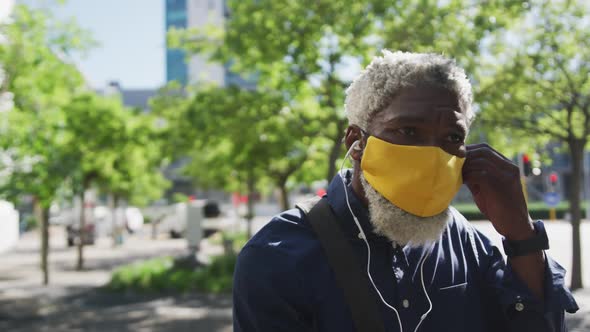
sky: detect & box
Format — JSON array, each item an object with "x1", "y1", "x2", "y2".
[{"x1": 21, "y1": 0, "x2": 166, "y2": 89}]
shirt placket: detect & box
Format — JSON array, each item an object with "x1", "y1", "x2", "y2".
[{"x1": 391, "y1": 244, "x2": 422, "y2": 331}]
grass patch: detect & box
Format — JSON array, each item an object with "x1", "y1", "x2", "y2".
[
  {"x1": 107, "y1": 254, "x2": 237, "y2": 294},
  {"x1": 209, "y1": 231, "x2": 249, "y2": 253}
]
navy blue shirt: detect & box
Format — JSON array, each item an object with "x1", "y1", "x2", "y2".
[{"x1": 234, "y1": 172, "x2": 578, "y2": 331}]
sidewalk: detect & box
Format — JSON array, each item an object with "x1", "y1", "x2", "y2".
[
  {"x1": 569, "y1": 289, "x2": 590, "y2": 331},
  {"x1": 0, "y1": 288, "x2": 232, "y2": 332},
  {"x1": 0, "y1": 226, "x2": 232, "y2": 332}
]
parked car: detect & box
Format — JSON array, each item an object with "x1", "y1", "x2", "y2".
[
  {"x1": 49, "y1": 206, "x2": 97, "y2": 247},
  {"x1": 93, "y1": 206, "x2": 144, "y2": 236},
  {"x1": 66, "y1": 223, "x2": 96, "y2": 247},
  {"x1": 157, "y1": 200, "x2": 221, "y2": 239},
  {"x1": 52, "y1": 204, "x2": 144, "y2": 246}
]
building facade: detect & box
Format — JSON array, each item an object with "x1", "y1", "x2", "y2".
[
  {"x1": 165, "y1": 0, "x2": 189, "y2": 85},
  {"x1": 165, "y1": 0, "x2": 226, "y2": 86}
]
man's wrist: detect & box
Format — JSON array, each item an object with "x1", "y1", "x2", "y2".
[
  {"x1": 503, "y1": 216, "x2": 535, "y2": 241},
  {"x1": 505, "y1": 223, "x2": 536, "y2": 241},
  {"x1": 503, "y1": 220, "x2": 550, "y2": 258}
]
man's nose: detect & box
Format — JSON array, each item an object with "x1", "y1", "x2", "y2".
[{"x1": 424, "y1": 135, "x2": 440, "y2": 148}]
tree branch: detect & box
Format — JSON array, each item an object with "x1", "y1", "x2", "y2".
[
  {"x1": 550, "y1": 41, "x2": 580, "y2": 101},
  {"x1": 483, "y1": 118, "x2": 568, "y2": 141},
  {"x1": 268, "y1": 153, "x2": 308, "y2": 182},
  {"x1": 566, "y1": 104, "x2": 574, "y2": 139}
]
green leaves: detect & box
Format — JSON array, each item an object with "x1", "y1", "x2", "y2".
[
  {"x1": 0, "y1": 4, "x2": 169, "y2": 208},
  {"x1": 476, "y1": 0, "x2": 590, "y2": 155},
  {"x1": 0, "y1": 4, "x2": 89, "y2": 207},
  {"x1": 64, "y1": 93, "x2": 170, "y2": 206}
]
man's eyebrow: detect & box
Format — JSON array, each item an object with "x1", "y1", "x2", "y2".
[{"x1": 384, "y1": 115, "x2": 468, "y2": 134}]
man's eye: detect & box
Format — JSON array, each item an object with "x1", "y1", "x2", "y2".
[
  {"x1": 448, "y1": 133, "x2": 465, "y2": 143},
  {"x1": 397, "y1": 127, "x2": 416, "y2": 136}
]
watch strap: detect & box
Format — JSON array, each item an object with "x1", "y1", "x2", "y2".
[{"x1": 502, "y1": 220, "x2": 549, "y2": 257}]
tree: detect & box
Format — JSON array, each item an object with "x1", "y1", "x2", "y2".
[
  {"x1": 155, "y1": 85, "x2": 311, "y2": 235},
  {"x1": 65, "y1": 92, "x2": 169, "y2": 255},
  {"x1": 477, "y1": 0, "x2": 589, "y2": 290},
  {"x1": 104, "y1": 108, "x2": 170, "y2": 244},
  {"x1": 64, "y1": 93, "x2": 132, "y2": 269},
  {"x1": 170, "y1": 0, "x2": 527, "y2": 183},
  {"x1": 0, "y1": 4, "x2": 91, "y2": 284},
  {"x1": 152, "y1": 83, "x2": 330, "y2": 234}
]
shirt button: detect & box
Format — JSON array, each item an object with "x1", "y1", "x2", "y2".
[
  {"x1": 402, "y1": 299, "x2": 410, "y2": 308},
  {"x1": 515, "y1": 302, "x2": 525, "y2": 312}
]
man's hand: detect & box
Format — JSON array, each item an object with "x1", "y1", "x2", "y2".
[
  {"x1": 462, "y1": 143, "x2": 534, "y2": 241},
  {"x1": 463, "y1": 143, "x2": 545, "y2": 300}
]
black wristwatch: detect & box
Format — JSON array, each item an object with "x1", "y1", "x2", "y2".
[{"x1": 502, "y1": 220, "x2": 549, "y2": 258}]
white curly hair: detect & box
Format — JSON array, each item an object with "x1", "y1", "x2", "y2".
[{"x1": 345, "y1": 50, "x2": 475, "y2": 130}]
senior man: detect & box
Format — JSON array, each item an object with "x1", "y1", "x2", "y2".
[{"x1": 233, "y1": 51, "x2": 578, "y2": 332}]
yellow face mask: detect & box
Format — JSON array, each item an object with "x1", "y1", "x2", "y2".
[{"x1": 360, "y1": 136, "x2": 465, "y2": 217}]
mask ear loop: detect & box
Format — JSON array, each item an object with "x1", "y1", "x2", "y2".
[{"x1": 338, "y1": 137, "x2": 405, "y2": 332}]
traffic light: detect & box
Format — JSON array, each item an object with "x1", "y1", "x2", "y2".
[
  {"x1": 549, "y1": 172, "x2": 558, "y2": 190},
  {"x1": 522, "y1": 154, "x2": 532, "y2": 176}
]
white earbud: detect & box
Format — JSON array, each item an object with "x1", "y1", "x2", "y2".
[{"x1": 352, "y1": 140, "x2": 362, "y2": 151}]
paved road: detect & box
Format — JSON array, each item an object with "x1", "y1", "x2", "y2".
[{"x1": 0, "y1": 220, "x2": 589, "y2": 331}]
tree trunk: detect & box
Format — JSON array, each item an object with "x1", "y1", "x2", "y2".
[
  {"x1": 152, "y1": 215, "x2": 160, "y2": 240},
  {"x1": 278, "y1": 179, "x2": 289, "y2": 211},
  {"x1": 568, "y1": 139, "x2": 584, "y2": 290},
  {"x1": 109, "y1": 194, "x2": 117, "y2": 247},
  {"x1": 41, "y1": 206, "x2": 50, "y2": 285},
  {"x1": 34, "y1": 198, "x2": 49, "y2": 285},
  {"x1": 112, "y1": 195, "x2": 121, "y2": 246},
  {"x1": 246, "y1": 170, "x2": 255, "y2": 239},
  {"x1": 77, "y1": 188, "x2": 86, "y2": 271}
]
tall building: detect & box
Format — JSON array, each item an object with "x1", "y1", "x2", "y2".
[
  {"x1": 165, "y1": 0, "x2": 189, "y2": 85},
  {"x1": 165, "y1": 0, "x2": 226, "y2": 86}
]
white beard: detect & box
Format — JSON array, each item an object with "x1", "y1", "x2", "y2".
[{"x1": 359, "y1": 172, "x2": 450, "y2": 247}]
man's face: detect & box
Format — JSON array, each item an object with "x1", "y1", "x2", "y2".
[
  {"x1": 357, "y1": 85, "x2": 469, "y2": 246},
  {"x1": 365, "y1": 85, "x2": 468, "y2": 157}
]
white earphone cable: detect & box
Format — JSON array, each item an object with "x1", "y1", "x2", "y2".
[
  {"x1": 413, "y1": 250, "x2": 433, "y2": 332},
  {"x1": 339, "y1": 140, "x2": 434, "y2": 332},
  {"x1": 339, "y1": 142, "x2": 404, "y2": 332}
]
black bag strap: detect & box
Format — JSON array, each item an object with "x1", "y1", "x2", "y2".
[{"x1": 301, "y1": 197, "x2": 386, "y2": 332}]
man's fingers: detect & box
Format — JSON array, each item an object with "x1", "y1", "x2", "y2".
[
  {"x1": 465, "y1": 148, "x2": 519, "y2": 173},
  {"x1": 462, "y1": 159, "x2": 510, "y2": 192},
  {"x1": 466, "y1": 143, "x2": 512, "y2": 163},
  {"x1": 462, "y1": 172, "x2": 489, "y2": 214},
  {"x1": 463, "y1": 169, "x2": 493, "y2": 186},
  {"x1": 466, "y1": 147, "x2": 513, "y2": 164},
  {"x1": 463, "y1": 157, "x2": 506, "y2": 178}
]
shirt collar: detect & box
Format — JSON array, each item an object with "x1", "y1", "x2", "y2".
[{"x1": 326, "y1": 169, "x2": 391, "y2": 243}]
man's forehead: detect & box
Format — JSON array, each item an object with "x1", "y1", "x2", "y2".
[
  {"x1": 380, "y1": 102, "x2": 466, "y2": 121},
  {"x1": 391, "y1": 86, "x2": 460, "y2": 104},
  {"x1": 381, "y1": 87, "x2": 467, "y2": 119}
]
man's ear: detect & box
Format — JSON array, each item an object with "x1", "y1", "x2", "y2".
[{"x1": 345, "y1": 125, "x2": 364, "y2": 161}]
